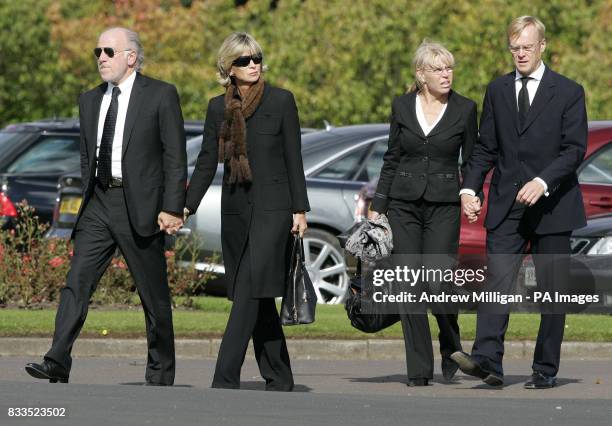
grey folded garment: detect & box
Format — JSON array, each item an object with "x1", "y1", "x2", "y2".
[{"x1": 345, "y1": 214, "x2": 393, "y2": 263}]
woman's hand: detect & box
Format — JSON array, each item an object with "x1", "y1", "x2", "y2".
[{"x1": 291, "y1": 212, "x2": 308, "y2": 237}]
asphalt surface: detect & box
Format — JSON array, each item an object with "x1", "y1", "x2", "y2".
[{"x1": 1, "y1": 357, "x2": 610, "y2": 425}]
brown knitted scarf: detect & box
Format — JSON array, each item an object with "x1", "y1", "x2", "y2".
[{"x1": 218, "y1": 77, "x2": 265, "y2": 184}]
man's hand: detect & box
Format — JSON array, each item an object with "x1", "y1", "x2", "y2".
[
  {"x1": 158, "y1": 211, "x2": 183, "y2": 235},
  {"x1": 368, "y1": 210, "x2": 380, "y2": 221},
  {"x1": 183, "y1": 207, "x2": 191, "y2": 223},
  {"x1": 461, "y1": 193, "x2": 481, "y2": 223},
  {"x1": 516, "y1": 180, "x2": 546, "y2": 206},
  {"x1": 291, "y1": 212, "x2": 308, "y2": 237}
]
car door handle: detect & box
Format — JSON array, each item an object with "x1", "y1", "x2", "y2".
[{"x1": 589, "y1": 198, "x2": 612, "y2": 208}]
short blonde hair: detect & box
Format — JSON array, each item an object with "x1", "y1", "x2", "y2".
[
  {"x1": 216, "y1": 32, "x2": 267, "y2": 87},
  {"x1": 411, "y1": 40, "x2": 455, "y2": 92},
  {"x1": 507, "y1": 16, "x2": 546, "y2": 42}
]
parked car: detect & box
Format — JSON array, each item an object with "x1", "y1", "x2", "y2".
[
  {"x1": 354, "y1": 121, "x2": 612, "y2": 258},
  {"x1": 521, "y1": 213, "x2": 612, "y2": 313},
  {"x1": 0, "y1": 118, "x2": 204, "y2": 229},
  {"x1": 48, "y1": 125, "x2": 389, "y2": 304}
]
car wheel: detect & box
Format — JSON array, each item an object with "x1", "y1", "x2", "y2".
[{"x1": 302, "y1": 228, "x2": 349, "y2": 304}]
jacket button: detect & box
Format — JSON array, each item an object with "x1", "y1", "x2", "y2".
[
  {"x1": 420, "y1": 174, "x2": 426, "y2": 179},
  {"x1": 513, "y1": 182, "x2": 519, "y2": 187},
  {"x1": 423, "y1": 156, "x2": 428, "y2": 161}
]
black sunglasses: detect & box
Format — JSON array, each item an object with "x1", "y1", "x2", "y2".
[
  {"x1": 232, "y1": 54, "x2": 263, "y2": 67},
  {"x1": 93, "y1": 47, "x2": 132, "y2": 58}
]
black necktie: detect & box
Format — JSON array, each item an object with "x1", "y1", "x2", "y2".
[
  {"x1": 518, "y1": 76, "x2": 531, "y2": 127},
  {"x1": 97, "y1": 86, "x2": 121, "y2": 189}
]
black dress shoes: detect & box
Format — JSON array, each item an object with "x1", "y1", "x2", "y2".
[
  {"x1": 25, "y1": 359, "x2": 69, "y2": 383},
  {"x1": 407, "y1": 378, "x2": 429, "y2": 387},
  {"x1": 524, "y1": 372, "x2": 557, "y2": 389},
  {"x1": 441, "y1": 356, "x2": 459, "y2": 381},
  {"x1": 450, "y1": 351, "x2": 503, "y2": 387}
]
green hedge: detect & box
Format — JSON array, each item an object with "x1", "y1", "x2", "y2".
[{"x1": 1, "y1": 0, "x2": 609, "y2": 128}]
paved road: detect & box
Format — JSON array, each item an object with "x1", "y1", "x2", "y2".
[{"x1": 1, "y1": 357, "x2": 610, "y2": 425}]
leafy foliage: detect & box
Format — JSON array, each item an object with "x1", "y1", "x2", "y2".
[{"x1": 1, "y1": 0, "x2": 609, "y2": 128}]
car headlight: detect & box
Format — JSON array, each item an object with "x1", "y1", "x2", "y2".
[{"x1": 587, "y1": 236, "x2": 612, "y2": 255}]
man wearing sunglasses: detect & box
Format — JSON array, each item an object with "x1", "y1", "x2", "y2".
[{"x1": 25, "y1": 27, "x2": 186, "y2": 386}]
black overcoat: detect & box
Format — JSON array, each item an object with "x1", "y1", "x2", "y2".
[{"x1": 186, "y1": 83, "x2": 310, "y2": 299}]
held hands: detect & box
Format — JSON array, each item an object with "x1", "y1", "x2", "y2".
[
  {"x1": 461, "y1": 193, "x2": 481, "y2": 224},
  {"x1": 158, "y1": 211, "x2": 183, "y2": 235},
  {"x1": 291, "y1": 212, "x2": 308, "y2": 237},
  {"x1": 516, "y1": 180, "x2": 546, "y2": 206}
]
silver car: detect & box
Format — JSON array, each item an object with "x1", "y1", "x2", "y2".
[
  {"x1": 183, "y1": 124, "x2": 390, "y2": 304},
  {"x1": 47, "y1": 125, "x2": 391, "y2": 304}
]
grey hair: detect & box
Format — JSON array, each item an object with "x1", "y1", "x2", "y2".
[
  {"x1": 102, "y1": 27, "x2": 144, "y2": 72},
  {"x1": 216, "y1": 32, "x2": 267, "y2": 87}
]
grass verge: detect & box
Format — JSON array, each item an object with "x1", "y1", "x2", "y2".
[{"x1": 1, "y1": 297, "x2": 611, "y2": 341}]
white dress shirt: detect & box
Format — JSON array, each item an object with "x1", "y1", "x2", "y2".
[
  {"x1": 96, "y1": 71, "x2": 137, "y2": 179},
  {"x1": 459, "y1": 61, "x2": 549, "y2": 198},
  {"x1": 415, "y1": 94, "x2": 447, "y2": 136}
]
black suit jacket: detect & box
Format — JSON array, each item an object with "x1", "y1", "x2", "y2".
[
  {"x1": 74, "y1": 72, "x2": 187, "y2": 238},
  {"x1": 185, "y1": 83, "x2": 310, "y2": 299},
  {"x1": 462, "y1": 67, "x2": 587, "y2": 233},
  {"x1": 371, "y1": 90, "x2": 478, "y2": 212}
]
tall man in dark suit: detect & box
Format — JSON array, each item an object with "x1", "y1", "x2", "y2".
[
  {"x1": 452, "y1": 16, "x2": 587, "y2": 389},
  {"x1": 25, "y1": 27, "x2": 186, "y2": 386}
]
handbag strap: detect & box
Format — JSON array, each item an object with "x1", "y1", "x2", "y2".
[{"x1": 297, "y1": 235, "x2": 306, "y2": 267}]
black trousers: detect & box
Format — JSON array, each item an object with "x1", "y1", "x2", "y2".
[
  {"x1": 471, "y1": 203, "x2": 570, "y2": 377},
  {"x1": 387, "y1": 198, "x2": 462, "y2": 380},
  {"x1": 45, "y1": 184, "x2": 175, "y2": 385},
  {"x1": 212, "y1": 238, "x2": 293, "y2": 390}
]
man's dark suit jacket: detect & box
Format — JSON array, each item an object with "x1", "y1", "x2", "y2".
[
  {"x1": 462, "y1": 67, "x2": 587, "y2": 234},
  {"x1": 372, "y1": 90, "x2": 478, "y2": 213},
  {"x1": 74, "y1": 72, "x2": 187, "y2": 238}
]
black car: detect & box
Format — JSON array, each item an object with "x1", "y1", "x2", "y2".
[
  {"x1": 522, "y1": 213, "x2": 612, "y2": 313},
  {"x1": 0, "y1": 118, "x2": 203, "y2": 229}
]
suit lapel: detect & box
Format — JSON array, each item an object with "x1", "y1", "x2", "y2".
[
  {"x1": 501, "y1": 72, "x2": 520, "y2": 135},
  {"x1": 395, "y1": 92, "x2": 425, "y2": 138},
  {"x1": 426, "y1": 90, "x2": 461, "y2": 138},
  {"x1": 520, "y1": 67, "x2": 555, "y2": 134},
  {"x1": 86, "y1": 83, "x2": 106, "y2": 167},
  {"x1": 122, "y1": 73, "x2": 146, "y2": 158}
]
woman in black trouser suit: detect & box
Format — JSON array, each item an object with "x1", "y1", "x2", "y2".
[
  {"x1": 185, "y1": 32, "x2": 309, "y2": 391},
  {"x1": 370, "y1": 41, "x2": 478, "y2": 386}
]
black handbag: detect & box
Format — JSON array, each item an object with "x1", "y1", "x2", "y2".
[
  {"x1": 280, "y1": 235, "x2": 317, "y2": 325},
  {"x1": 344, "y1": 259, "x2": 400, "y2": 333}
]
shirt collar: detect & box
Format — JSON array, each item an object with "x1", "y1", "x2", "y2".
[
  {"x1": 106, "y1": 70, "x2": 137, "y2": 94},
  {"x1": 514, "y1": 61, "x2": 545, "y2": 82}
]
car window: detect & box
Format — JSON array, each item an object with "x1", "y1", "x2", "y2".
[
  {"x1": 7, "y1": 136, "x2": 80, "y2": 174},
  {"x1": 312, "y1": 145, "x2": 370, "y2": 180},
  {"x1": 186, "y1": 136, "x2": 203, "y2": 166},
  {"x1": 355, "y1": 139, "x2": 387, "y2": 182},
  {"x1": 579, "y1": 142, "x2": 612, "y2": 184},
  {"x1": 0, "y1": 131, "x2": 32, "y2": 163}
]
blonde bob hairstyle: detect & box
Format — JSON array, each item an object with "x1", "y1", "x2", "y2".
[
  {"x1": 216, "y1": 32, "x2": 267, "y2": 87},
  {"x1": 507, "y1": 16, "x2": 546, "y2": 43},
  {"x1": 409, "y1": 40, "x2": 455, "y2": 92}
]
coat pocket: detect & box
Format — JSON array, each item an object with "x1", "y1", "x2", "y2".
[
  {"x1": 257, "y1": 113, "x2": 282, "y2": 135},
  {"x1": 262, "y1": 174, "x2": 291, "y2": 210}
]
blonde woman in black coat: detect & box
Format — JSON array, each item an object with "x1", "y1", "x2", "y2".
[
  {"x1": 370, "y1": 41, "x2": 478, "y2": 386},
  {"x1": 185, "y1": 32, "x2": 309, "y2": 391}
]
